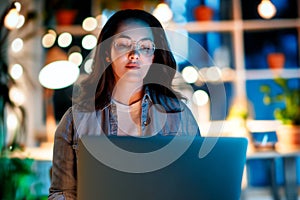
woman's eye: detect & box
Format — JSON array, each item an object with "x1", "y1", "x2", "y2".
[
  {"x1": 140, "y1": 46, "x2": 151, "y2": 53},
  {"x1": 114, "y1": 38, "x2": 133, "y2": 52},
  {"x1": 140, "y1": 44, "x2": 154, "y2": 53},
  {"x1": 139, "y1": 43, "x2": 152, "y2": 50},
  {"x1": 140, "y1": 44, "x2": 150, "y2": 49},
  {"x1": 116, "y1": 43, "x2": 131, "y2": 50}
]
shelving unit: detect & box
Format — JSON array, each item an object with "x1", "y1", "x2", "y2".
[
  {"x1": 169, "y1": 0, "x2": 300, "y2": 106},
  {"x1": 171, "y1": 2, "x2": 299, "y2": 199}
]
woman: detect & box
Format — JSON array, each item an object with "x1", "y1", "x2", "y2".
[{"x1": 49, "y1": 9, "x2": 200, "y2": 200}]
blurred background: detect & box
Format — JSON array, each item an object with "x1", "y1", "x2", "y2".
[{"x1": 0, "y1": 0, "x2": 299, "y2": 199}]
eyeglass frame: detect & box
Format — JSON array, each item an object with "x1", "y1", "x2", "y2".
[{"x1": 112, "y1": 36, "x2": 156, "y2": 57}]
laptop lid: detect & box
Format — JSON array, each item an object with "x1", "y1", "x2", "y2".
[{"x1": 77, "y1": 135, "x2": 248, "y2": 200}]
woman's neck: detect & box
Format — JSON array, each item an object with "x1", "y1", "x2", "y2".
[{"x1": 112, "y1": 81, "x2": 144, "y2": 105}]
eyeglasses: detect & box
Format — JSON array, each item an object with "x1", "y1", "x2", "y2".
[{"x1": 113, "y1": 37, "x2": 155, "y2": 57}]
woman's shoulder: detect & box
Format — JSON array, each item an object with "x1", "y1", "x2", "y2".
[{"x1": 59, "y1": 105, "x2": 99, "y2": 122}]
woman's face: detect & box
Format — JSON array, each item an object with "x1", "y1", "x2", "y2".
[{"x1": 110, "y1": 20, "x2": 155, "y2": 83}]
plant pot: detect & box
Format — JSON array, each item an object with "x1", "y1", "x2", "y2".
[
  {"x1": 267, "y1": 53, "x2": 285, "y2": 70},
  {"x1": 120, "y1": 1, "x2": 143, "y2": 10},
  {"x1": 276, "y1": 124, "x2": 300, "y2": 151},
  {"x1": 194, "y1": 6, "x2": 214, "y2": 21},
  {"x1": 55, "y1": 9, "x2": 77, "y2": 25}
]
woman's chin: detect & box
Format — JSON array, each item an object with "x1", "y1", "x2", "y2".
[{"x1": 122, "y1": 71, "x2": 146, "y2": 83}]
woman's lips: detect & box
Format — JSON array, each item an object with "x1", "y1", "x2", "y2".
[{"x1": 126, "y1": 62, "x2": 140, "y2": 69}]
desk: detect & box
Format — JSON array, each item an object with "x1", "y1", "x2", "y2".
[{"x1": 247, "y1": 148, "x2": 300, "y2": 200}]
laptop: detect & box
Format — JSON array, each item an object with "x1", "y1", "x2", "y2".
[{"x1": 77, "y1": 135, "x2": 248, "y2": 200}]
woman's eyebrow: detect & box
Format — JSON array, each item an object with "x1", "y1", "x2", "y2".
[
  {"x1": 115, "y1": 35, "x2": 154, "y2": 41},
  {"x1": 139, "y1": 37, "x2": 154, "y2": 41},
  {"x1": 115, "y1": 34, "x2": 131, "y2": 39}
]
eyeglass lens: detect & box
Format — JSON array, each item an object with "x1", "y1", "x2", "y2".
[{"x1": 113, "y1": 38, "x2": 155, "y2": 56}]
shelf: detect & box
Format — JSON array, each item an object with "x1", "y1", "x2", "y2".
[
  {"x1": 56, "y1": 25, "x2": 100, "y2": 36},
  {"x1": 56, "y1": 18, "x2": 300, "y2": 36},
  {"x1": 168, "y1": 18, "x2": 300, "y2": 33},
  {"x1": 168, "y1": 20, "x2": 236, "y2": 33},
  {"x1": 245, "y1": 68, "x2": 300, "y2": 80},
  {"x1": 243, "y1": 18, "x2": 300, "y2": 31},
  {"x1": 217, "y1": 68, "x2": 300, "y2": 82},
  {"x1": 199, "y1": 120, "x2": 280, "y2": 136}
]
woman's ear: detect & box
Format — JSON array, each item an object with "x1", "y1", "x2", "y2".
[
  {"x1": 106, "y1": 57, "x2": 111, "y2": 63},
  {"x1": 105, "y1": 51, "x2": 111, "y2": 63}
]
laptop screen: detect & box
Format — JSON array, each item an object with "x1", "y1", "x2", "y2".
[{"x1": 77, "y1": 135, "x2": 248, "y2": 200}]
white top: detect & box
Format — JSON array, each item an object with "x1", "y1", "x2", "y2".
[{"x1": 112, "y1": 99, "x2": 142, "y2": 136}]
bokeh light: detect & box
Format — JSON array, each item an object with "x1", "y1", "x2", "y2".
[
  {"x1": 192, "y1": 90, "x2": 209, "y2": 106},
  {"x1": 42, "y1": 30, "x2": 57, "y2": 48},
  {"x1": 82, "y1": 17, "x2": 98, "y2": 31},
  {"x1": 57, "y1": 32, "x2": 72, "y2": 48},
  {"x1": 68, "y1": 52, "x2": 83, "y2": 66},
  {"x1": 182, "y1": 66, "x2": 199, "y2": 84},
  {"x1": 82, "y1": 34, "x2": 97, "y2": 50},
  {"x1": 10, "y1": 64, "x2": 23, "y2": 80},
  {"x1": 11, "y1": 38, "x2": 23, "y2": 52}
]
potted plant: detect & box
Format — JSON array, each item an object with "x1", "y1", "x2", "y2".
[
  {"x1": 45, "y1": 0, "x2": 78, "y2": 25},
  {"x1": 267, "y1": 52, "x2": 285, "y2": 70},
  {"x1": 194, "y1": 5, "x2": 214, "y2": 21},
  {"x1": 0, "y1": 154, "x2": 36, "y2": 199},
  {"x1": 260, "y1": 77, "x2": 300, "y2": 150}
]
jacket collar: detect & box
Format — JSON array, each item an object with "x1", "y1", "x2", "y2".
[{"x1": 102, "y1": 86, "x2": 153, "y2": 111}]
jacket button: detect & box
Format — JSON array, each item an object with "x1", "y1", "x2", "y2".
[{"x1": 143, "y1": 121, "x2": 148, "y2": 126}]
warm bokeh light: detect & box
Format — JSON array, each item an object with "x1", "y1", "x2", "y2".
[
  {"x1": 10, "y1": 63, "x2": 23, "y2": 80},
  {"x1": 206, "y1": 66, "x2": 222, "y2": 82},
  {"x1": 39, "y1": 61, "x2": 80, "y2": 89},
  {"x1": 4, "y1": 8, "x2": 20, "y2": 30},
  {"x1": 182, "y1": 66, "x2": 199, "y2": 84},
  {"x1": 9, "y1": 86, "x2": 25, "y2": 106},
  {"x1": 68, "y1": 52, "x2": 83, "y2": 66},
  {"x1": 84, "y1": 58, "x2": 94, "y2": 74},
  {"x1": 257, "y1": 0, "x2": 276, "y2": 19},
  {"x1": 14, "y1": 2, "x2": 22, "y2": 12},
  {"x1": 82, "y1": 17, "x2": 98, "y2": 32},
  {"x1": 57, "y1": 32, "x2": 72, "y2": 48},
  {"x1": 152, "y1": 3, "x2": 173, "y2": 23},
  {"x1": 192, "y1": 90, "x2": 209, "y2": 106},
  {"x1": 96, "y1": 14, "x2": 108, "y2": 28},
  {"x1": 7, "y1": 112, "x2": 19, "y2": 132},
  {"x1": 11, "y1": 38, "x2": 23, "y2": 52},
  {"x1": 48, "y1": 29, "x2": 57, "y2": 36},
  {"x1": 42, "y1": 30, "x2": 57, "y2": 48},
  {"x1": 16, "y1": 14, "x2": 25, "y2": 29},
  {"x1": 82, "y1": 34, "x2": 97, "y2": 50}
]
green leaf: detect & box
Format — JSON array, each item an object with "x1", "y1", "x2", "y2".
[
  {"x1": 260, "y1": 85, "x2": 271, "y2": 93},
  {"x1": 274, "y1": 94, "x2": 284, "y2": 101},
  {"x1": 0, "y1": 157, "x2": 35, "y2": 200},
  {"x1": 274, "y1": 77, "x2": 287, "y2": 88},
  {"x1": 263, "y1": 95, "x2": 271, "y2": 105}
]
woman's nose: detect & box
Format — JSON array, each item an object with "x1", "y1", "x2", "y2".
[{"x1": 128, "y1": 50, "x2": 140, "y2": 60}]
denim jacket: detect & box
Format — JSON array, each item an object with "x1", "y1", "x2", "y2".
[{"x1": 48, "y1": 88, "x2": 200, "y2": 200}]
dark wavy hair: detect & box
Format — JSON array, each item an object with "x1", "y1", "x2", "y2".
[{"x1": 75, "y1": 9, "x2": 183, "y2": 111}]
